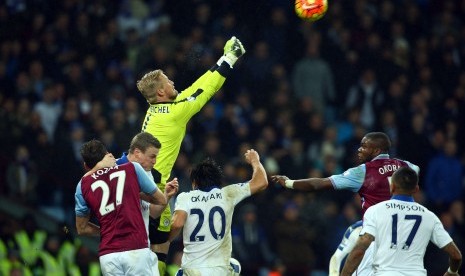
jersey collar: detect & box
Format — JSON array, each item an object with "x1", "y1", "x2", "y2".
[
  {"x1": 117, "y1": 152, "x2": 129, "y2": 165},
  {"x1": 198, "y1": 186, "x2": 220, "y2": 192},
  {"x1": 391, "y1": 195, "x2": 415, "y2": 202},
  {"x1": 372, "y1": 153, "x2": 390, "y2": 160}
]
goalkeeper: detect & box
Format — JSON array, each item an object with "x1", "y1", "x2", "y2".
[{"x1": 136, "y1": 36, "x2": 246, "y2": 275}]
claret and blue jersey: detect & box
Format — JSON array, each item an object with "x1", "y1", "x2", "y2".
[
  {"x1": 74, "y1": 162, "x2": 157, "y2": 256},
  {"x1": 329, "y1": 154, "x2": 420, "y2": 214}
]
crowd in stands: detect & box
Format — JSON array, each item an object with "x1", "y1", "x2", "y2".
[{"x1": 0, "y1": 0, "x2": 464, "y2": 275}]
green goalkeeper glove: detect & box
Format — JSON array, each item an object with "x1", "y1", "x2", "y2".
[{"x1": 219, "y1": 36, "x2": 246, "y2": 68}]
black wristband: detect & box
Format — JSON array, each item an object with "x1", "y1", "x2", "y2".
[
  {"x1": 215, "y1": 61, "x2": 232, "y2": 77},
  {"x1": 209, "y1": 64, "x2": 219, "y2": 72}
]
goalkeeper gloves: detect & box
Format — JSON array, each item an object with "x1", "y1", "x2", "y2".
[{"x1": 217, "y1": 36, "x2": 246, "y2": 68}]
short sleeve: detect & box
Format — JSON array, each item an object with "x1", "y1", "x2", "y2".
[
  {"x1": 174, "y1": 192, "x2": 189, "y2": 212},
  {"x1": 223, "y1": 182, "x2": 251, "y2": 206},
  {"x1": 406, "y1": 161, "x2": 420, "y2": 175},
  {"x1": 330, "y1": 164, "x2": 366, "y2": 192},
  {"x1": 75, "y1": 182, "x2": 89, "y2": 217},
  {"x1": 430, "y1": 213, "x2": 453, "y2": 248},
  {"x1": 133, "y1": 162, "x2": 157, "y2": 194},
  {"x1": 360, "y1": 206, "x2": 377, "y2": 238}
]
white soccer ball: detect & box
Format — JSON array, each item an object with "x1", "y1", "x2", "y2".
[{"x1": 229, "y1": 258, "x2": 241, "y2": 276}]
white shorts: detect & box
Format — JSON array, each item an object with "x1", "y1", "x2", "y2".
[
  {"x1": 99, "y1": 248, "x2": 159, "y2": 276},
  {"x1": 176, "y1": 266, "x2": 230, "y2": 276}
]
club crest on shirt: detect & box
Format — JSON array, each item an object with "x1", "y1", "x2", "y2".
[{"x1": 163, "y1": 218, "x2": 170, "y2": 227}]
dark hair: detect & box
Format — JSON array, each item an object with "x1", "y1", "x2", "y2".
[
  {"x1": 129, "y1": 132, "x2": 161, "y2": 153},
  {"x1": 80, "y1": 139, "x2": 107, "y2": 169},
  {"x1": 392, "y1": 167, "x2": 418, "y2": 191},
  {"x1": 190, "y1": 158, "x2": 224, "y2": 191},
  {"x1": 365, "y1": 132, "x2": 391, "y2": 152}
]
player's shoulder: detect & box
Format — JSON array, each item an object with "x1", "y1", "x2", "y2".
[
  {"x1": 176, "y1": 191, "x2": 191, "y2": 201},
  {"x1": 222, "y1": 182, "x2": 249, "y2": 193},
  {"x1": 223, "y1": 182, "x2": 248, "y2": 189},
  {"x1": 343, "y1": 220, "x2": 363, "y2": 239},
  {"x1": 364, "y1": 201, "x2": 385, "y2": 216},
  {"x1": 391, "y1": 158, "x2": 420, "y2": 173}
]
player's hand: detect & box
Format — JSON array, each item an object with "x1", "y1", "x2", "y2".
[
  {"x1": 98, "y1": 153, "x2": 116, "y2": 168},
  {"x1": 444, "y1": 271, "x2": 460, "y2": 276},
  {"x1": 270, "y1": 175, "x2": 290, "y2": 188},
  {"x1": 83, "y1": 153, "x2": 116, "y2": 177},
  {"x1": 224, "y1": 36, "x2": 246, "y2": 59},
  {"x1": 244, "y1": 149, "x2": 259, "y2": 164},
  {"x1": 221, "y1": 36, "x2": 246, "y2": 67},
  {"x1": 165, "y1": 178, "x2": 179, "y2": 199}
]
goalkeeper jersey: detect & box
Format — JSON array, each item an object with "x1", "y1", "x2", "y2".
[{"x1": 142, "y1": 70, "x2": 226, "y2": 188}]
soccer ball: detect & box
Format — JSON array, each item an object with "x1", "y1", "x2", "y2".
[
  {"x1": 295, "y1": 0, "x2": 328, "y2": 22},
  {"x1": 229, "y1": 258, "x2": 241, "y2": 276}
]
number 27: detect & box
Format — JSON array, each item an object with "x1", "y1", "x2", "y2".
[{"x1": 91, "y1": 171, "x2": 126, "y2": 216}]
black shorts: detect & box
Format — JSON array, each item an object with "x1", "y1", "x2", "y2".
[{"x1": 149, "y1": 216, "x2": 169, "y2": 244}]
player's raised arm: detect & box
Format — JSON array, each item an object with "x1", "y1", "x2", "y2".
[
  {"x1": 175, "y1": 36, "x2": 246, "y2": 120},
  {"x1": 271, "y1": 175, "x2": 334, "y2": 191},
  {"x1": 244, "y1": 149, "x2": 268, "y2": 194}
]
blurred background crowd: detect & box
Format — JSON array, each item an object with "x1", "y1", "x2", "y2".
[{"x1": 0, "y1": 0, "x2": 464, "y2": 275}]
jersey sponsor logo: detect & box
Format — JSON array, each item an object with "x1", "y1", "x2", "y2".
[
  {"x1": 191, "y1": 193, "x2": 223, "y2": 202},
  {"x1": 90, "y1": 165, "x2": 119, "y2": 179},
  {"x1": 378, "y1": 164, "x2": 400, "y2": 174}
]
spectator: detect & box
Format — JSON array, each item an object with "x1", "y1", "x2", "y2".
[
  {"x1": 232, "y1": 204, "x2": 276, "y2": 275},
  {"x1": 292, "y1": 37, "x2": 336, "y2": 117},
  {"x1": 345, "y1": 67, "x2": 384, "y2": 131},
  {"x1": 273, "y1": 201, "x2": 315, "y2": 275},
  {"x1": 425, "y1": 138, "x2": 463, "y2": 211},
  {"x1": 6, "y1": 145, "x2": 38, "y2": 205},
  {"x1": 33, "y1": 84, "x2": 62, "y2": 142}
]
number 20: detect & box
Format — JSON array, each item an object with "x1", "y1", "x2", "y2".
[
  {"x1": 91, "y1": 171, "x2": 126, "y2": 216},
  {"x1": 190, "y1": 207, "x2": 226, "y2": 242},
  {"x1": 390, "y1": 214, "x2": 422, "y2": 250}
]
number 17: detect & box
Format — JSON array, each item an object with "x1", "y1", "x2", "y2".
[{"x1": 391, "y1": 214, "x2": 422, "y2": 250}]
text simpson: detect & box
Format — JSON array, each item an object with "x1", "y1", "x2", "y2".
[{"x1": 385, "y1": 202, "x2": 425, "y2": 212}]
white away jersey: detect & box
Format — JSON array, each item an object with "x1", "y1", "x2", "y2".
[
  {"x1": 361, "y1": 196, "x2": 453, "y2": 276},
  {"x1": 175, "y1": 183, "x2": 251, "y2": 269},
  {"x1": 329, "y1": 221, "x2": 373, "y2": 276}
]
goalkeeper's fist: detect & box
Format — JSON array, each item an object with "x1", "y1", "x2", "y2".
[{"x1": 221, "y1": 36, "x2": 246, "y2": 68}]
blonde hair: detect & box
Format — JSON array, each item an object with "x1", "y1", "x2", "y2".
[{"x1": 136, "y1": 69, "x2": 163, "y2": 98}]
